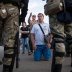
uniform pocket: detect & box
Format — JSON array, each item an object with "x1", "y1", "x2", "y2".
[{"x1": 0, "y1": 5, "x2": 7, "y2": 19}]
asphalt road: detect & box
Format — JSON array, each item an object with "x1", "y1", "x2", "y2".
[{"x1": 0, "y1": 46, "x2": 72, "y2": 72}]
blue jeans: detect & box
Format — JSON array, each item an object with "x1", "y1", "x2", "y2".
[
  {"x1": 34, "y1": 45, "x2": 52, "y2": 61},
  {"x1": 21, "y1": 38, "x2": 30, "y2": 53}
]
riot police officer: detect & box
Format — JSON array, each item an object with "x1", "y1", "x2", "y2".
[
  {"x1": 0, "y1": 0, "x2": 29, "y2": 72},
  {"x1": 0, "y1": 0, "x2": 20, "y2": 72},
  {"x1": 45, "y1": 0, "x2": 72, "y2": 72}
]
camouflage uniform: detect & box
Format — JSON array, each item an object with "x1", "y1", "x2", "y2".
[
  {"x1": 49, "y1": 15, "x2": 72, "y2": 72},
  {"x1": 0, "y1": 2, "x2": 19, "y2": 72}
]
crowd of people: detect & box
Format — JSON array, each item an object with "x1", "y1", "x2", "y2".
[{"x1": 20, "y1": 13, "x2": 52, "y2": 61}]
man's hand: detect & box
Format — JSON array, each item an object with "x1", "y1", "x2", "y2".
[
  {"x1": 32, "y1": 44, "x2": 36, "y2": 50},
  {"x1": 30, "y1": 12, "x2": 32, "y2": 17},
  {"x1": 47, "y1": 43, "x2": 51, "y2": 48}
]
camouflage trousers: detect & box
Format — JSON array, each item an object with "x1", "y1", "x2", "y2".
[
  {"x1": 49, "y1": 15, "x2": 72, "y2": 72},
  {"x1": 0, "y1": 3, "x2": 19, "y2": 68}
]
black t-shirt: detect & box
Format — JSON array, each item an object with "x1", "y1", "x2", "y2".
[{"x1": 21, "y1": 26, "x2": 29, "y2": 38}]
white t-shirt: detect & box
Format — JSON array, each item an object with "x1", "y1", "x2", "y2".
[{"x1": 31, "y1": 23, "x2": 50, "y2": 45}]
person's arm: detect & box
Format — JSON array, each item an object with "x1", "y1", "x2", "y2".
[
  {"x1": 28, "y1": 12, "x2": 32, "y2": 24},
  {"x1": 30, "y1": 33, "x2": 36, "y2": 50},
  {"x1": 48, "y1": 33, "x2": 53, "y2": 43},
  {"x1": 30, "y1": 25, "x2": 36, "y2": 50},
  {"x1": 47, "y1": 25, "x2": 53, "y2": 48},
  {"x1": 20, "y1": 27, "x2": 29, "y2": 34},
  {"x1": 48, "y1": 25, "x2": 53, "y2": 43},
  {"x1": 21, "y1": 31, "x2": 29, "y2": 34},
  {"x1": 47, "y1": 33, "x2": 53, "y2": 48}
]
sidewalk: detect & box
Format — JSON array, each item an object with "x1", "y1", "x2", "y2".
[{"x1": 0, "y1": 46, "x2": 71, "y2": 72}]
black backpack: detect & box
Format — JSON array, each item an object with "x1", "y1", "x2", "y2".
[
  {"x1": 56, "y1": 0, "x2": 72, "y2": 24},
  {"x1": 57, "y1": 11, "x2": 72, "y2": 24},
  {"x1": 65, "y1": 0, "x2": 72, "y2": 12}
]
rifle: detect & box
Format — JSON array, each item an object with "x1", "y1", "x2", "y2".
[
  {"x1": 14, "y1": 32, "x2": 20, "y2": 68},
  {"x1": 14, "y1": 1, "x2": 21, "y2": 68}
]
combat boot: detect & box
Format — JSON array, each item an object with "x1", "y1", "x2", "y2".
[
  {"x1": 2, "y1": 46, "x2": 15, "y2": 72},
  {"x1": 51, "y1": 64, "x2": 62, "y2": 72},
  {"x1": 3, "y1": 65, "x2": 13, "y2": 72}
]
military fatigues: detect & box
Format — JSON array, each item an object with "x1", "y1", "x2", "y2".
[
  {"x1": 0, "y1": 1, "x2": 19, "y2": 72},
  {"x1": 49, "y1": 15, "x2": 72, "y2": 72}
]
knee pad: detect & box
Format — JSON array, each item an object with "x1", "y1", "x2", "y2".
[{"x1": 54, "y1": 35, "x2": 65, "y2": 57}]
